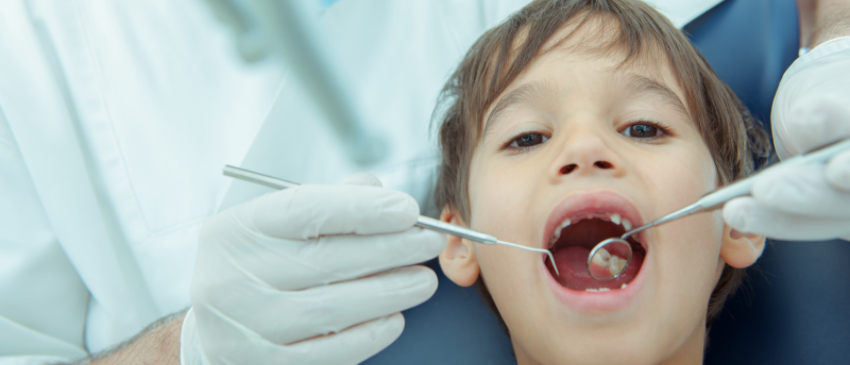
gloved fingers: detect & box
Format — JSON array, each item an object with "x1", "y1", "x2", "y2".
[
  {"x1": 826, "y1": 150, "x2": 850, "y2": 192},
  {"x1": 205, "y1": 265, "x2": 436, "y2": 346},
  {"x1": 723, "y1": 197, "x2": 850, "y2": 240},
  {"x1": 751, "y1": 163, "x2": 850, "y2": 218},
  {"x1": 781, "y1": 94, "x2": 850, "y2": 157},
  {"x1": 270, "y1": 228, "x2": 446, "y2": 289},
  {"x1": 205, "y1": 226, "x2": 446, "y2": 290},
  {"x1": 194, "y1": 309, "x2": 404, "y2": 365},
  {"x1": 283, "y1": 313, "x2": 405, "y2": 365},
  {"x1": 340, "y1": 172, "x2": 384, "y2": 187},
  {"x1": 244, "y1": 184, "x2": 420, "y2": 240}
]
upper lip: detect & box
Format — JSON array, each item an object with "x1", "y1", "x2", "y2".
[{"x1": 541, "y1": 190, "x2": 646, "y2": 250}]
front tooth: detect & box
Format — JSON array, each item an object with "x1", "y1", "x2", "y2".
[
  {"x1": 620, "y1": 283, "x2": 628, "y2": 289},
  {"x1": 598, "y1": 287, "x2": 610, "y2": 292},
  {"x1": 609, "y1": 255, "x2": 628, "y2": 276},
  {"x1": 560, "y1": 219, "x2": 571, "y2": 229},
  {"x1": 591, "y1": 247, "x2": 611, "y2": 267},
  {"x1": 623, "y1": 218, "x2": 632, "y2": 231},
  {"x1": 585, "y1": 288, "x2": 598, "y2": 292},
  {"x1": 610, "y1": 213, "x2": 621, "y2": 225}
]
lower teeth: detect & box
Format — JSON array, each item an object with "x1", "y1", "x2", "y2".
[{"x1": 583, "y1": 283, "x2": 629, "y2": 292}]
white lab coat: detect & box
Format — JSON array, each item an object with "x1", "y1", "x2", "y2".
[{"x1": 0, "y1": 0, "x2": 719, "y2": 362}]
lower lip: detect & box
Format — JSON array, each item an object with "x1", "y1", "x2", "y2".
[{"x1": 543, "y1": 250, "x2": 651, "y2": 312}]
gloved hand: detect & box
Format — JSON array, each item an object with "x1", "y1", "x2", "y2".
[
  {"x1": 723, "y1": 37, "x2": 850, "y2": 241},
  {"x1": 181, "y1": 173, "x2": 447, "y2": 364}
]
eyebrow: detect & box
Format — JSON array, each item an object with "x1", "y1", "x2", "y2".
[
  {"x1": 621, "y1": 74, "x2": 689, "y2": 118},
  {"x1": 483, "y1": 81, "x2": 554, "y2": 139},
  {"x1": 481, "y1": 74, "x2": 688, "y2": 138}
]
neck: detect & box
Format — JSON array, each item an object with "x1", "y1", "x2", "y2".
[
  {"x1": 659, "y1": 320, "x2": 705, "y2": 365},
  {"x1": 512, "y1": 319, "x2": 706, "y2": 365}
]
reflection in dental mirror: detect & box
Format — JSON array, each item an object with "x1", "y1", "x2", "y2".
[
  {"x1": 588, "y1": 238, "x2": 633, "y2": 280},
  {"x1": 585, "y1": 138, "x2": 850, "y2": 281}
]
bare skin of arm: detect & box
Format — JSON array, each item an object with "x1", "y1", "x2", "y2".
[
  {"x1": 798, "y1": 0, "x2": 850, "y2": 48},
  {"x1": 59, "y1": 2, "x2": 850, "y2": 364},
  {"x1": 66, "y1": 311, "x2": 184, "y2": 365}
]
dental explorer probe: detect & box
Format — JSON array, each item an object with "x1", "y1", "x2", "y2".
[
  {"x1": 590, "y1": 138, "x2": 850, "y2": 281},
  {"x1": 222, "y1": 165, "x2": 559, "y2": 274}
]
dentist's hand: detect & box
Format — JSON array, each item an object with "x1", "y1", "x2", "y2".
[
  {"x1": 724, "y1": 37, "x2": 850, "y2": 241},
  {"x1": 182, "y1": 173, "x2": 447, "y2": 365}
]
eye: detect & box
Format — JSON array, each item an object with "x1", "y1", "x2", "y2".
[
  {"x1": 620, "y1": 121, "x2": 668, "y2": 140},
  {"x1": 503, "y1": 132, "x2": 549, "y2": 151}
]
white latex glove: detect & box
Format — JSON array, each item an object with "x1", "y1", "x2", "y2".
[
  {"x1": 181, "y1": 173, "x2": 447, "y2": 364},
  {"x1": 724, "y1": 36, "x2": 850, "y2": 241}
]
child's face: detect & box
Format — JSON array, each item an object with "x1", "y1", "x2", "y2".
[{"x1": 439, "y1": 24, "x2": 764, "y2": 365}]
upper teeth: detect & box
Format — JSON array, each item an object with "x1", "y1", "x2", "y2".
[
  {"x1": 549, "y1": 219, "x2": 571, "y2": 244},
  {"x1": 550, "y1": 212, "x2": 634, "y2": 245}
]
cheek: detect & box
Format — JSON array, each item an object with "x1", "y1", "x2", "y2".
[
  {"x1": 654, "y1": 211, "x2": 724, "y2": 278},
  {"x1": 467, "y1": 153, "x2": 543, "y2": 312},
  {"x1": 468, "y1": 154, "x2": 539, "y2": 243},
  {"x1": 642, "y1": 147, "x2": 716, "y2": 213},
  {"x1": 641, "y1": 143, "x2": 724, "y2": 301}
]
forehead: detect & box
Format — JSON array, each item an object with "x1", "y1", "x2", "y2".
[{"x1": 482, "y1": 18, "x2": 689, "y2": 131}]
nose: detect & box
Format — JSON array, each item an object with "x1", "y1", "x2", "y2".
[{"x1": 550, "y1": 125, "x2": 624, "y2": 181}]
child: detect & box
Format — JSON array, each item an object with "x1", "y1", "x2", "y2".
[{"x1": 434, "y1": 0, "x2": 770, "y2": 363}]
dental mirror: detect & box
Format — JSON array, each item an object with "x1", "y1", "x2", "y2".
[
  {"x1": 587, "y1": 137, "x2": 850, "y2": 281},
  {"x1": 588, "y1": 237, "x2": 633, "y2": 281}
]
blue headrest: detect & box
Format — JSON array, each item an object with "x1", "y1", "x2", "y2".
[
  {"x1": 686, "y1": 3, "x2": 850, "y2": 364},
  {"x1": 368, "y1": 1, "x2": 850, "y2": 364}
]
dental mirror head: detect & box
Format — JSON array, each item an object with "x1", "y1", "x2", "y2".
[
  {"x1": 587, "y1": 238, "x2": 633, "y2": 281},
  {"x1": 583, "y1": 138, "x2": 850, "y2": 281}
]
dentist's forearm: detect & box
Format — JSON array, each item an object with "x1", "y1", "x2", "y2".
[
  {"x1": 68, "y1": 312, "x2": 184, "y2": 365},
  {"x1": 798, "y1": 0, "x2": 850, "y2": 48}
]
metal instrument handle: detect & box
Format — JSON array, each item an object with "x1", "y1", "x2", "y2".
[
  {"x1": 224, "y1": 165, "x2": 498, "y2": 245},
  {"x1": 415, "y1": 216, "x2": 498, "y2": 245},
  {"x1": 621, "y1": 138, "x2": 850, "y2": 239}
]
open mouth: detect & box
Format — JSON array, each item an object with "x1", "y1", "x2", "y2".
[{"x1": 545, "y1": 211, "x2": 647, "y2": 291}]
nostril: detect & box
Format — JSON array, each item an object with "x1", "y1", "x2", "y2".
[
  {"x1": 560, "y1": 164, "x2": 578, "y2": 175},
  {"x1": 594, "y1": 161, "x2": 613, "y2": 169}
]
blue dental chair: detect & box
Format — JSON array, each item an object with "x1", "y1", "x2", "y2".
[{"x1": 360, "y1": 0, "x2": 850, "y2": 363}]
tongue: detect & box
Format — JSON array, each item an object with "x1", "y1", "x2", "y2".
[{"x1": 548, "y1": 246, "x2": 644, "y2": 291}]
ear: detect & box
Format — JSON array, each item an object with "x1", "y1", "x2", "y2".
[
  {"x1": 438, "y1": 206, "x2": 480, "y2": 287},
  {"x1": 720, "y1": 224, "x2": 766, "y2": 268}
]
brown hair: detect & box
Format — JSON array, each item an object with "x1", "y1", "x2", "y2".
[{"x1": 434, "y1": 0, "x2": 770, "y2": 332}]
